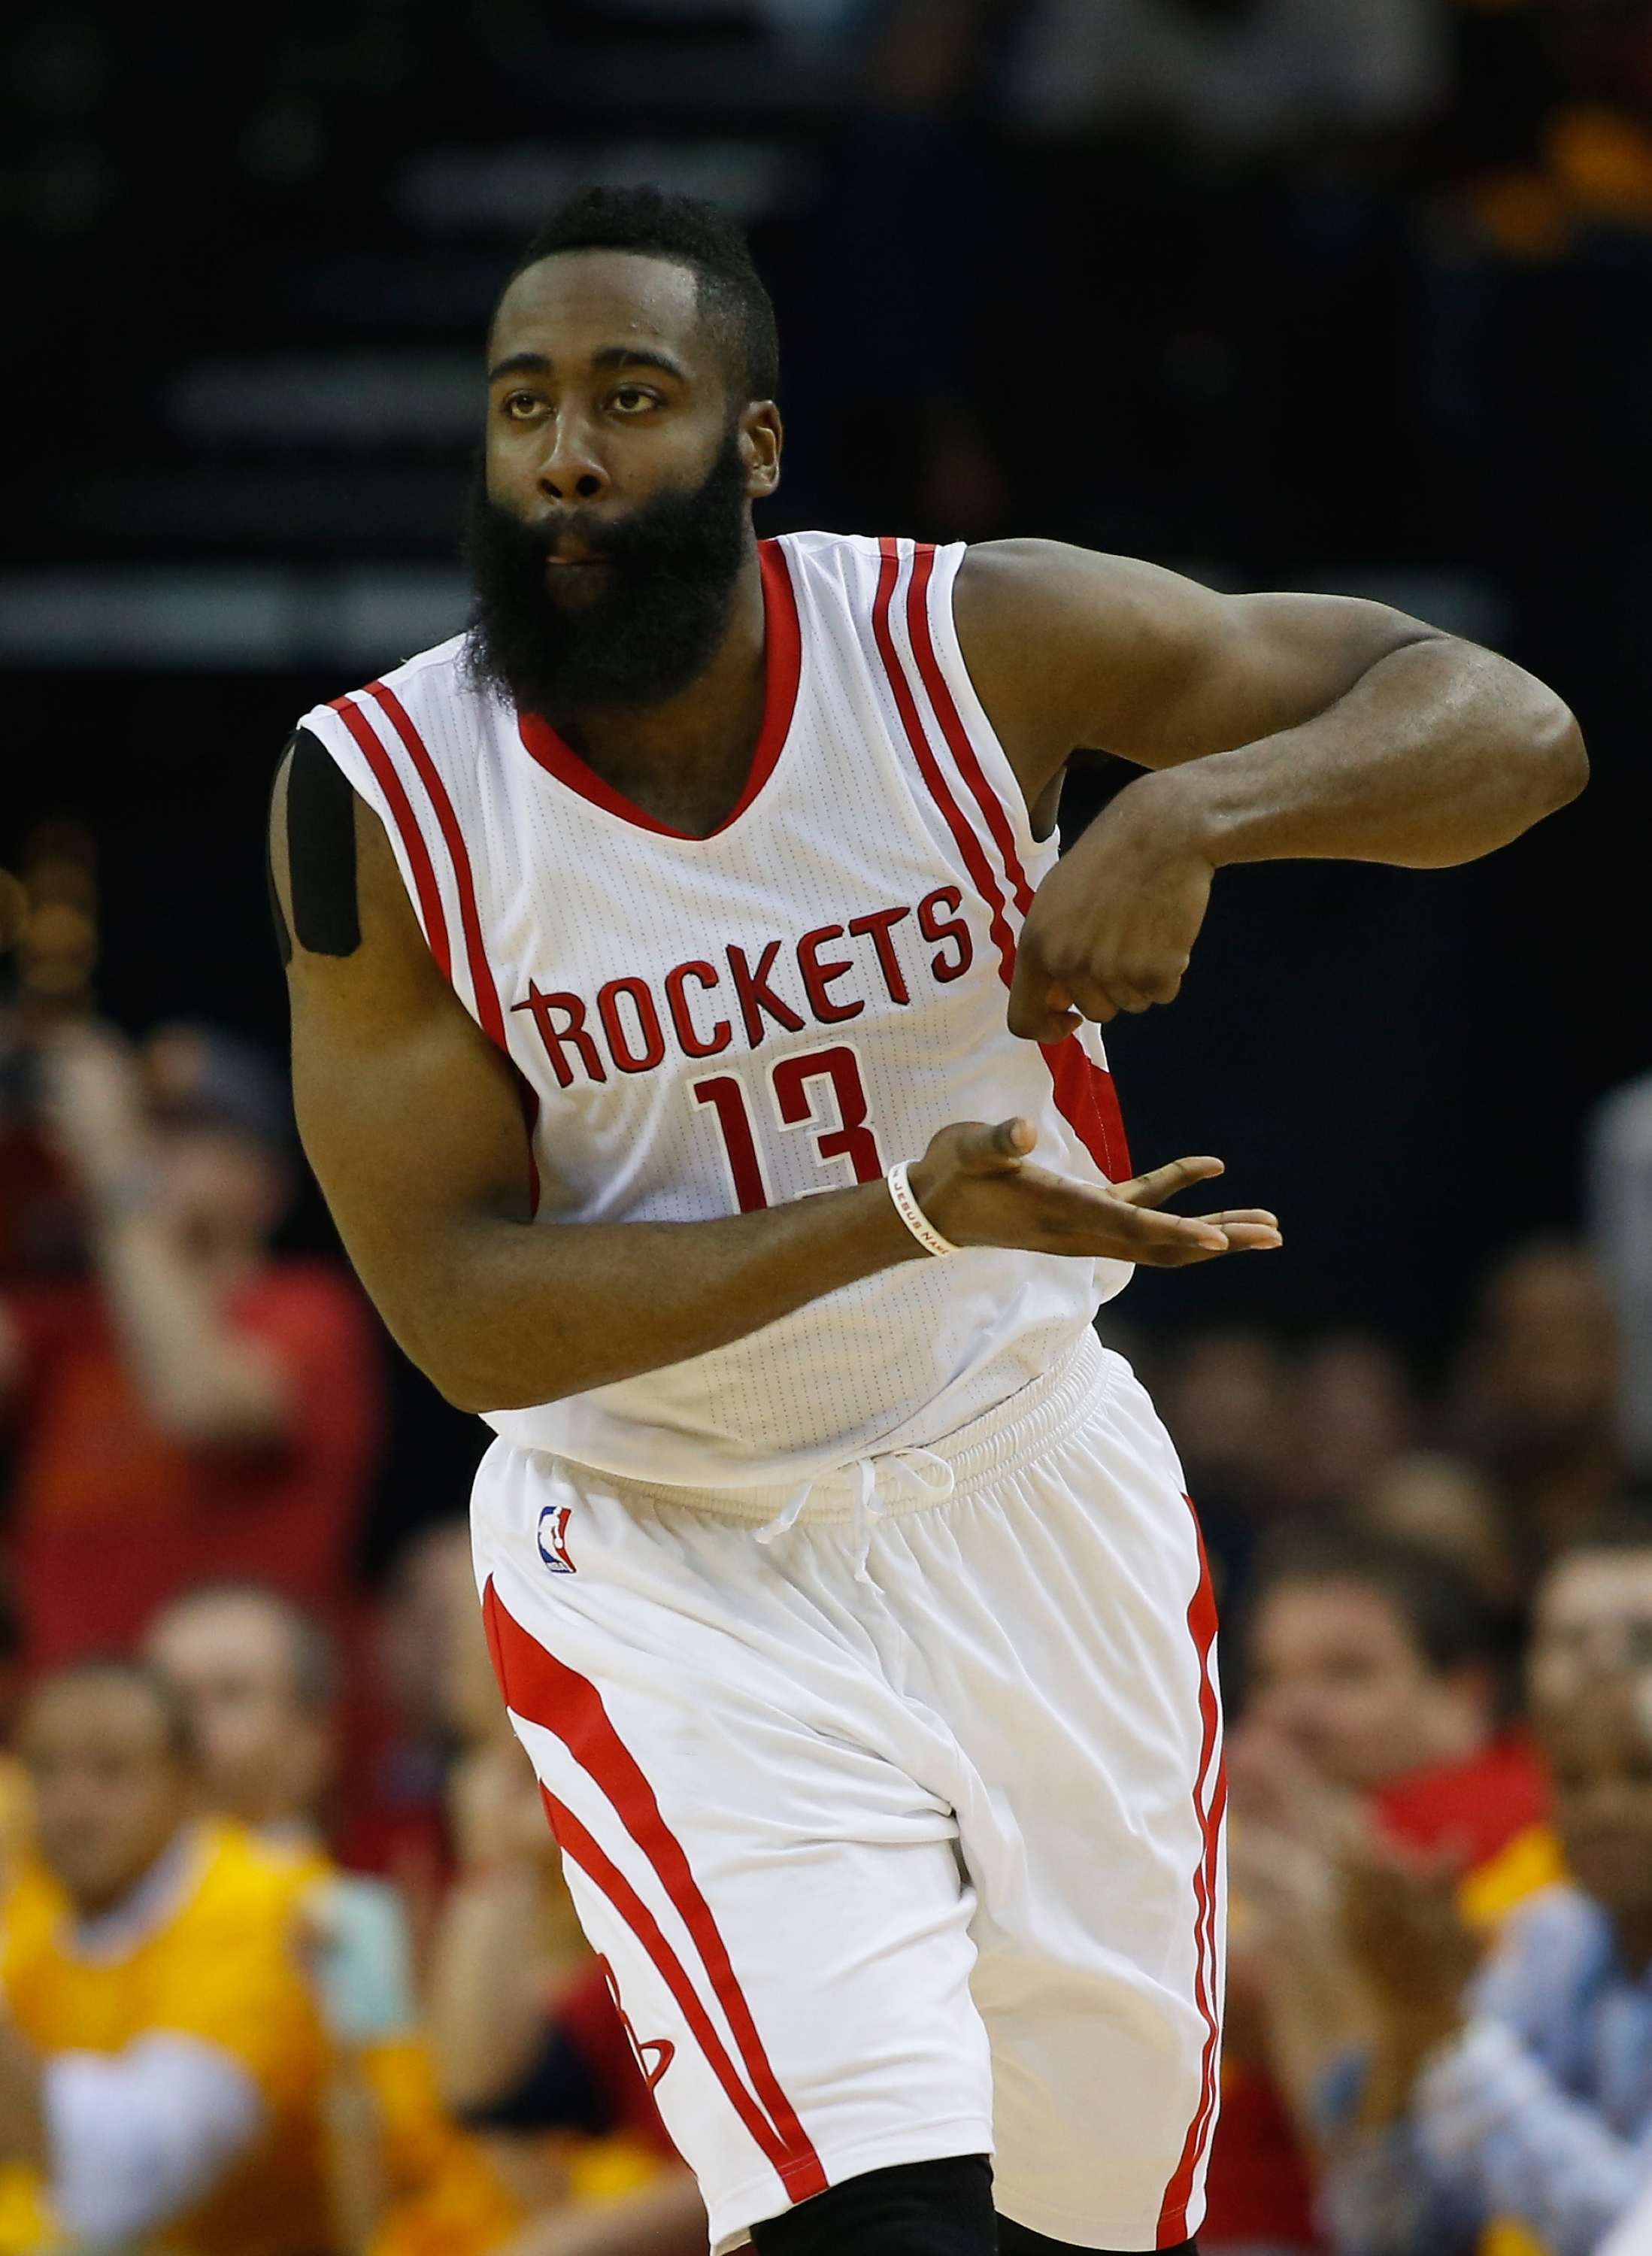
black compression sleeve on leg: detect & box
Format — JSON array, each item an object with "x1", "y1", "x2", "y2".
[
  {"x1": 749, "y1": 2156, "x2": 996, "y2": 2256},
  {"x1": 998, "y1": 2221, "x2": 1197, "y2": 2255}
]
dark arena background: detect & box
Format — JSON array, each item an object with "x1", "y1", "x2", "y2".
[{"x1": 2, "y1": 5, "x2": 1651, "y2": 2255}]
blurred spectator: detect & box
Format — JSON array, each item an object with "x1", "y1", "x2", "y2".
[
  {"x1": 1603, "y1": 2162, "x2": 1652, "y2": 2256},
  {"x1": 427, "y1": 1557, "x2": 704, "y2": 2256},
  {"x1": 1233, "y1": 1518, "x2": 1652, "y2": 2254},
  {"x1": 0, "y1": 1659, "x2": 337, "y2": 2256},
  {"x1": 1451, "y1": 1236, "x2": 1622, "y2": 1584},
  {"x1": 144, "y1": 1582, "x2": 523, "y2": 2256},
  {"x1": 1276, "y1": 1337, "x2": 1415, "y2": 1518},
  {"x1": 1162, "y1": 1331, "x2": 1413, "y2": 1611},
  {"x1": 1238, "y1": 1524, "x2": 1550, "y2": 1912},
  {"x1": 1589, "y1": 1069, "x2": 1652, "y2": 1475},
  {"x1": 1326, "y1": 1671, "x2": 1652, "y2": 2255},
  {"x1": 1159, "y1": 1330, "x2": 1295, "y2": 1606},
  {"x1": 1353, "y1": 1451, "x2": 1517, "y2": 1611},
  {"x1": 145, "y1": 1584, "x2": 337, "y2": 1847},
  {"x1": 1528, "y1": 1510, "x2": 1652, "y2": 1724},
  {"x1": 340, "y1": 1520, "x2": 475, "y2": 1939},
  {"x1": 0, "y1": 1021, "x2": 380, "y2": 1665},
  {"x1": 0, "y1": 1570, "x2": 34, "y2": 1893},
  {"x1": 1206, "y1": 1527, "x2": 1555, "y2": 2254},
  {"x1": 0, "y1": 826, "x2": 99, "y2": 1285}
]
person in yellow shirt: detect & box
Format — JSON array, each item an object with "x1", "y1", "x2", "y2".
[
  {"x1": 145, "y1": 1578, "x2": 702, "y2": 2256},
  {"x1": 0, "y1": 1657, "x2": 333, "y2": 2256},
  {"x1": 143, "y1": 1584, "x2": 519, "y2": 2256}
]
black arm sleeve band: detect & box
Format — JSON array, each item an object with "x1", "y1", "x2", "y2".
[{"x1": 283, "y1": 726, "x2": 361, "y2": 957}]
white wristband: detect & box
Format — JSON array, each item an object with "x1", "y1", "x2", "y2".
[{"x1": 886, "y1": 1161, "x2": 959, "y2": 1259}]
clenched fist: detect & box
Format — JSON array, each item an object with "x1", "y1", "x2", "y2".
[{"x1": 1010, "y1": 772, "x2": 1214, "y2": 1039}]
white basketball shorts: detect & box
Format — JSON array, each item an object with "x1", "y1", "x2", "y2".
[{"x1": 471, "y1": 1329, "x2": 1225, "y2": 2254}]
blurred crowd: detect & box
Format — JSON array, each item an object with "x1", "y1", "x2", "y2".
[
  {"x1": 5, "y1": 815, "x2": 1652, "y2": 2256},
  {"x1": 0, "y1": 829, "x2": 705, "y2": 2256},
  {"x1": 1129, "y1": 1240, "x2": 1652, "y2": 2255}
]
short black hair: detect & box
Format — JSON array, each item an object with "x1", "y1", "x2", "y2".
[
  {"x1": 505, "y1": 184, "x2": 780, "y2": 402},
  {"x1": 1247, "y1": 1522, "x2": 1492, "y2": 1678},
  {"x1": 32, "y1": 1657, "x2": 197, "y2": 1762}
]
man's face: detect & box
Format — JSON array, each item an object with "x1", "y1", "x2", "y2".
[
  {"x1": 1476, "y1": 1248, "x2": 1619, "y2": 1443},
  {"x1": 146, "y1": 1596, "x2": 330, "y2": 1830},
  {"x1": 1245, "y1": 1578, "x2": 1483, "y2": 1791},
  {"x1": 22, "y1": 1678, "x2": 193, "y2": 1915},
  {"x1": 1541, "y1": 1690, "x2": 1652, "y2": 1940},
  {"x1": 468, "y1": 249, "x2": 781, "y2": 717},
  {"x1": 1531, "y1": 1551, "x2": 1652, "y2": 1712}
]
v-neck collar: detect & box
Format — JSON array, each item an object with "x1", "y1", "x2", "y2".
[{"x1": 514, "y1": 538, "x2": 802, "y2": 841}]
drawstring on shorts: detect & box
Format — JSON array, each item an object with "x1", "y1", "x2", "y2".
[{"x1": 756, "y1": 1447, "x2": 956, "y2": 1581}]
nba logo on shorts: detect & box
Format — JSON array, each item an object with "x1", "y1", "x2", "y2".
[{"x1": 537, "y1": 1503, "x2": 577, "y2": 1575}]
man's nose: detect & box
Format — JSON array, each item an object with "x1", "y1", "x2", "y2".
[{"x1": 538, "y1": 415, "x2": 609, "y2": 505}]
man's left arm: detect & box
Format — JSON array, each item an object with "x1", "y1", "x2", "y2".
[{"x1": 952, "y1": 541, "x2": 1587, "y2": 1039}]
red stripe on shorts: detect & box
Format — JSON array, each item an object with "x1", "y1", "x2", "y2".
[
  {"x1": 871, "y1": 540, "x2": 1130, "y2": 1180},
  {"x1": 329, "y1": 696, "x2": 453, "y2": 980},
  {"x1": 483, "y1": 1581, "x2": 828, "y2": 2202},
  {"x1": 535, "y1": 1782, "x2": 801, "y2": 2182},
  {"x1": 362, "y1": 680, "x2": 508, "y2": 1050},
  {"x1": 1157, "y1": 1501, "x2": 1226, "y2": 2245}
]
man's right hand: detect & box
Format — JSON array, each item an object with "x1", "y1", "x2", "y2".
[{"x1": 907, "y1": 1118, "x2": 1281, "y2": 1266}]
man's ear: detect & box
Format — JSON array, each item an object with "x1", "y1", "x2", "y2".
[{"x1": 741, "y1": 402, "x2": 783, "y2": 499}]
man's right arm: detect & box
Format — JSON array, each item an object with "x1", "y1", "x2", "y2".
[{"x1": 273, "y1": 756, "x2": 1277, "y2": 1414}]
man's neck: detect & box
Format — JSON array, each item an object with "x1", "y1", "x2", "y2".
[{"x1": 547, "y1": 548, "x2": 768, "y2": 838}]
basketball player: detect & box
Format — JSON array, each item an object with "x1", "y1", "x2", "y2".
[{"x1": 269, "y1": 190, "x2": 1584, "y2": 2256}]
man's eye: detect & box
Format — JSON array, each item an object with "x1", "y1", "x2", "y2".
[
  {"x1": 612, "y1": 388, "x2": 654, "y2": 412},
  {"x1": 504, "y1": 393, "x2": 545, "y2": 417}
]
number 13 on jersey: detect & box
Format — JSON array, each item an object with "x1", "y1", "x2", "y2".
[{"x1": 693, "y1": 1045, "x2": 884, "y2": 1212}]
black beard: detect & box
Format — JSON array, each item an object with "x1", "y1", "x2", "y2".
[{"x1": 462, "y1": 432, "x2": 751, "y2": 720}]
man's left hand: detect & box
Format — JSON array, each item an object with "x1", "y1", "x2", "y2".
[{"x1": 1008, "y1": 775, "x2": 1213, "y2": 1039}]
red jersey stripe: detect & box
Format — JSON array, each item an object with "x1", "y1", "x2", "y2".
[
  {"x1": 329, "y1": 696, "x2": 453, "y2": 981},
  {"x1": 483, "y1": 1583, "x2": 827, "y2": 2199},
  {"x1": 1044, "y1": 1036, "x2": 1133, "y2": 1183},
  {"x1": 364, "y1": 679, "x2": 508, "y2": 1050},
  {"x1": 905, "y1": 541, "x2": 1130, "y2": 1178},
  {"x1": 1156, "y1": 1501, "x2": 1226, "y2": 2245},
  {"x1": 871, "y1": 541, "x2": 1020, "y2": 987},
  {"x1": 872, "y1": 541, "x2": 1132, "y2": 1180},
  {"x1": 905, "y1": 544, "x2": 1035, "y2": 917}
]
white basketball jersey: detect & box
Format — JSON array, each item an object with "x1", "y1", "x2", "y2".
[{"x1": 299, "y1": 532, "x2": 1133, "y2": 1487}]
